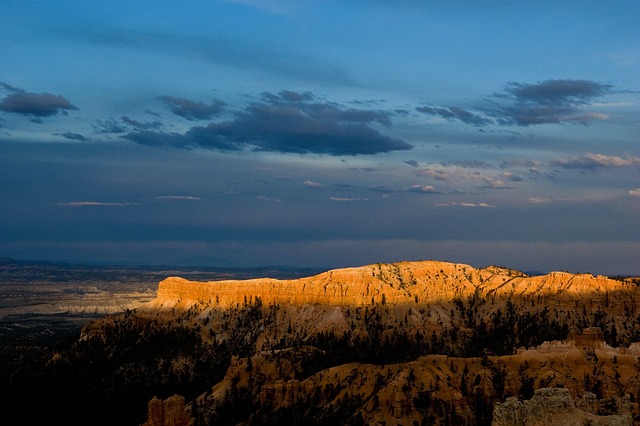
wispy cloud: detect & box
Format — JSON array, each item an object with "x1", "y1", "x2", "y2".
[
  {"x1": 416, "y1": 105, "x2": 491, "y2": 127},
  {"x1": 529, "y1": 197, "x2": 552, "y2": 204},
  {"x1": 500, "y1": 159, "x2": 543, "y2": 169},
  {"x1": 499, "y1": 172, "x2": 523, "y2": 182},
  {"x1": 418, "y1": 168, "x2": 452, "y2": 181},
  {"x1": 222, "y1": 0, "x2": 297, "y2": 15},
  {"x1": 552, "y1": 153, "x2": 640, "y2": 169},
  {"x1": 438, "y1": 202, "x2": 496, "y2": 208},
  {"x1": 330, "y1": 196, "x2": 369, "y2": 202},
  {"x1": 629, "y1": 188, "x2": 640, "y2": 197},
  {"x1": 93, "y1": 118, "x2": 128, "y2": 134},
  {"x1": 121, "y1": 115, "x2": 163, "y2": 130},
  {"x1": 54, "y1": 201, "x2": 138, "y2": 207},
  {"x1": 154, "y1": 195, "x2": 201, "y2": 201},
  {"x1": 409, "y1": 184, "x2": 438, "y2": 193},
  {"x1": 479, "y1": 177, "x2": 513, "y2": 189},
  {"x1": 418, "y1": 166, "x2": 519, "y2": 190},
  {"x1": 303, "y1": 180, "x2": 325, "y2": 188},
  {"x1": 443, "y1": 160, "x2": 494, "y2": 169},
  {"x1": 66, "y1": 27, "x2": 354, "y2": 86}
]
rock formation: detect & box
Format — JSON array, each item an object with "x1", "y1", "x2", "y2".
[
  {"x1": 131, "y1": 260, "x2": 640, "y2": 424},
  {"x1": 10, "y1": 259, "x2": 640, "y2": 425},
  {"x1": 569, "y1": 327, "x2": 607, "y2": 349},
  {"x1": 147, "y1": 260, "x2": 626, "y2": 310},
  {"x1": 492, "y1": 387, "x2": 632, "y2": 426},
  {"x1": 142, "y1": 394, "x2": 194, "y2": 426}
]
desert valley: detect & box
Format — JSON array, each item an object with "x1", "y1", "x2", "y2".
[{"x1": 2, "y1": 258, "x2": 640, "y2": 425}]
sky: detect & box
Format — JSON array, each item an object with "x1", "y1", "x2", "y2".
[{"x1": 1, "y1": 1, "x2": 639, "y2": 274}]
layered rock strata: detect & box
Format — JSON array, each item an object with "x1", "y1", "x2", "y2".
[{"x1": 147, "y1": 261, "x2": 626, "y2": 310}]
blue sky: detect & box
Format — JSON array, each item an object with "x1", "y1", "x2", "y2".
[{"x1": 1, "y1": 1, "x2": 639, "y2": 274}]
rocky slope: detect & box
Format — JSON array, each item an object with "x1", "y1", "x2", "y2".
[
  {"x1": 492, "y1": 387, "x2": 631, "y2": 426},
  {"x1": 5, "y1": 260, "x2": 640, "y2": 425},
  {"x1": 195, "y1": 339, "x2": 638, "y2": 425},
  {"x1": 131, "y1": 261, "x2": 640, "y2": 425}
]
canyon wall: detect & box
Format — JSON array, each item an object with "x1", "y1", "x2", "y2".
[{"x1": 147, "y1": 260, "x2": 628, "y2": 310}]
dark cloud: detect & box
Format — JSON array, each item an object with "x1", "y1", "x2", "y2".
[
  {"x1": 264, "y1": 90, "x2": 314, "y2": 103},
  {"x1": 416, "y1": 105, "x2": 492, "y2": 127},
  {"x1": 158, "y1": 96, "x2": 225, "y2": 120},
  {"x1": 93, "y1": 116, "x2": 162, "y2": 134},
  {"x1": 93, "y1": 118, "x2": 128, "y2": 134},
  {"x1": 503, "y1": 79, "x2": 612, "y2": 104},
  {"x1": 124, "y1": 130, "x2": 193, "y2": 149},
  {"x1": 499, "y1": 159, "x2": 542, "y2": 169},
  {"x1": 415, "y1": 79, "x2": 615, "y2": 129},
  {"x1": 57, "y1": 132, "x2": 88, "y2": 141},
  {"x1": 258, "y1": 91, "x2": 394, "y2": 127},
  {"x1": 491, "y1": 79, "x2": 614, "y2": 126},
  {"x1": 404, "y1": 160, "x2": 419, "y2": 168},
  {"x1": 444, "y1": 160, "x2": 493, "y2": 169},
  {"x1": 125, "y1": 91, "x2": 412, "y2": 156},
  {"x1": 121, "y1": 115, "x2": 163, "y2": 130},
  {"x1": 0, "y1": 82, "x2": 77, "y2": 118}
]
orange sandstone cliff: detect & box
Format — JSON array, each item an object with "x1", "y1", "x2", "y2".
[{"x1": 146, "y1": 260, "x2": 627, "y2": 310}]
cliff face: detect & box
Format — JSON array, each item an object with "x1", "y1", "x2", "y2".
[
  {"x1": 147, "y1": 261, "x2": 626, "y2": 310},
  {"x1": 142, "y1": 394, "x2": 194, "y2": 426}
]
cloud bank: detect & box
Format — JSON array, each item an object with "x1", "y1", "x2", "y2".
[
  {"x1": 416, "y1": 79, "x2": 615, "y2": 128},
  {"x1": 493, "y1": 79, "x2": 614, "y2": 126},
  {"x1": 125, "y1": 91, "x2": 412, "y2": 155}
]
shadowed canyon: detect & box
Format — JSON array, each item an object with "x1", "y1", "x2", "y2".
[{"x1": 3, "y1": 260, "x2": 640, "y2": 425}]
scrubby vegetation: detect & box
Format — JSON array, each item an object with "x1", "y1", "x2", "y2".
[{"x1": 3, "y1": 263, "x2": 640, "y2": 425}]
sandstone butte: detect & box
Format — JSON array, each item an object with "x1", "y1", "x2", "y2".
[{"x1": 146, "y1": 260, "x2": 628, "y2": 310}]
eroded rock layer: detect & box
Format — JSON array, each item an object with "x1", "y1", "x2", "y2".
[{"x1": 149, "y1": 261, "x2": 626, "y2": 309}]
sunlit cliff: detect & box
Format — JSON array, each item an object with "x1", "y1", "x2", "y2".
[{"x1": 148, "y1": 260, "x2": 626, "y2": 309}]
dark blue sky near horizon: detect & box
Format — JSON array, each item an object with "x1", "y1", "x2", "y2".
[{"x1": 1, "y1": 1, "x2": 639, "y2": 274}]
